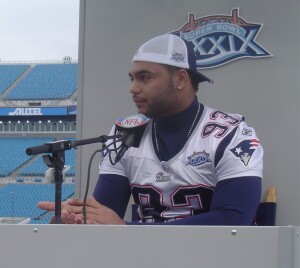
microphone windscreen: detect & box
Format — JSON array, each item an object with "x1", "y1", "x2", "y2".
[{"x1": 115, "y1": 114, "x2": 149, "y2": 148}]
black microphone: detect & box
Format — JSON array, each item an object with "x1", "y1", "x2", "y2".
[
  {"x1": 114, "y1": 114, "x2": 149, "y2": 163},
  {"x1": 114, "y1": 132, "x2": 135, "y2": 163},
  {"x1": 26, "y1": 134, "x2": 123, "y2": 156}
]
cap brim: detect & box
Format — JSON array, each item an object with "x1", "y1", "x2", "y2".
[{"x1": 190, "y1": 69, "x2": 214, "y2": 84}]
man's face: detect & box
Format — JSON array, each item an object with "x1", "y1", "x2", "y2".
[{"x1": 128, "y1": 61, "x2": 180, "y2": 118}]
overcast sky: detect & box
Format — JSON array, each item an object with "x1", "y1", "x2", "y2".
[{"x1": 0, "y1": 0, "x2": 80, "y2": 62}]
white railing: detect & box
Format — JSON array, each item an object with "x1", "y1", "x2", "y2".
[{"x1": 0, "y1": 59, "x2": 78, "y2": 65}]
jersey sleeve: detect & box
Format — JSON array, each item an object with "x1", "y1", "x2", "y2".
[{"x1": 215, "y1": 121, "x2": 264, "y2": 181}]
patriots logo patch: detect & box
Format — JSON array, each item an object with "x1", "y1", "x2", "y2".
[{"x1": 230, "y1": 139, "x2": 260, "y2": 166}]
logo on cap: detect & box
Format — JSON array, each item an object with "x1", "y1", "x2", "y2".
[
  {"x1": 170, "y1": 53, "x2": 185, "y2": 63},
  {"x1": 171, "y1": 8, "x2": 272, "y2": 69}
]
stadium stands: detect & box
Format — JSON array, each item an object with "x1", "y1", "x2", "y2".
[
  {"x1": 0, "y1": 62, "x2": 77, "y2": 224},
  {"x1": 4, "y1": 63, "x2": 78, "y2": 100},
  {"x1": 0, "y1": 138, "x2": 55, "y2": 177},
  {"x1": 0, "y1": 183, "x2": 74, "y2": 223},
  {"x1": 19, "y1": 156, "x2": 53, "y2": 177},
  {"x1": 0, "y1": 65, "x2": 29, "y2": 95}
]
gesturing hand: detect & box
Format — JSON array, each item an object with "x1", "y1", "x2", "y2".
[{"x1": 38, "y1": 196, "x2": 125, "y2": 225}]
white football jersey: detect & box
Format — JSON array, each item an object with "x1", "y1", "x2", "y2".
[{"x1": 100, "y1": 105, "x2": 263, "y2": 222}]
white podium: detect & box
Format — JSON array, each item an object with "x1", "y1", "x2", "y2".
[{"x1": 0, "y1": 225, "x2": 298, "y2": 268}]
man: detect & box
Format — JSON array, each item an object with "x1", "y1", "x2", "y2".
[{"x1": 38, "y1": 33, "x2": 263, "y2": 225}]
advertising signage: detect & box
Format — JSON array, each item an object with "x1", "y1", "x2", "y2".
[{"x1": 0, "y1": 107, "x2": 71, "y2": 116}]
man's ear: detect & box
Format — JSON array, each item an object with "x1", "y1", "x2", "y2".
[{"x1": 175, "y1": 68, "x2": 189, "y2": 88}]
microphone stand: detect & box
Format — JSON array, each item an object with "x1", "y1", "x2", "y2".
[
  {"x1": 43, "y1": 151, "x2": 65, "y2": 224},
  {"x1": 26, "y1": 133, "x2": 124, "y2": 224}
]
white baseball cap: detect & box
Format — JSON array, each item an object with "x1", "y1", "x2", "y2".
[{"x1": 133, "y1": 33, "x2": 212, "y2": 83}]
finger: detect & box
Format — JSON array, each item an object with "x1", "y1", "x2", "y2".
[
  {"x1": 38, "y1": 201, "x2": 55, "y2": 211},
  {"x1": 38, "y1": 201, "x2": 68, "y2": 211},
  {"x1": 67, "y1": 213, "x2": 84, "y2": 224},
  {"x1": 66, "y1": 213, "x2": 77, "y2": 224},
  {"x1": 49, "y1": 216, "x2": 56, "y2": 224},
  {"x1": 73, "y1": 213, "x2": 97, "y2": 225},
  {"x1": 67, "y1": 198, "x2": 84, "y2": 206},
  {"x1": 68, "y1": 197, "x2": 99, "y2": 209},
  {"x1": 67, "y1": 197, "x2": 102, "y2": 213},
  {"x1": 61, "y1": 209, "x2": 70, "y2": 223},
  {"x1": 67, "y1": 205, "x2": 84, "y2": 215},
  {"x1": 69, "y1": 213, "x2": 89, "y2": 224},
  {"x1": 74, "y1": 217, "x2": 83, "y2": 224},
  {"x1": 69, "y1": 196, "x2": 104, "y2": 213}
]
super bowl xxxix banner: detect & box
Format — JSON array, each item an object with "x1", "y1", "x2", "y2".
[{"x1": 171, "y1": 8, "x2": 272, "y2": 69}]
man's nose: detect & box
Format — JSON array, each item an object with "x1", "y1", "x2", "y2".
[{"x1": 129, "y1": 81, "x2": 141, "y2": 94}]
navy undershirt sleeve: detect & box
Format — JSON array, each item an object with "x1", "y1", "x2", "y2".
[
  {"x1": 130, "y1": 176, "x2": 262, "y2": 226},
  {"x1": 93, "y1": 174, "x2": 131, "y2": 219}
]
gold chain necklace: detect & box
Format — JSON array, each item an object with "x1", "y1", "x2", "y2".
[{"x1": 153, "y1": 103, "x2": 201, "y2": 153}]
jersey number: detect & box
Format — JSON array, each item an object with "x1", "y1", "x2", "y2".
[
  {"x1": 202, "y1": 111, "x2": 240, "y2": 138},
  {"x1": 131, "y1": 184, "x2": 214, "y2": 222}
]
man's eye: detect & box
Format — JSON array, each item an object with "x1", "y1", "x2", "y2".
[{"x1": 141, "y1": 75, "x2": 151, "y2": 81}]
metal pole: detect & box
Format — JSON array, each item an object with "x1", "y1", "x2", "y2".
[{"x1": 10, "y1": 192, "x2": 14, "y2": 224}]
